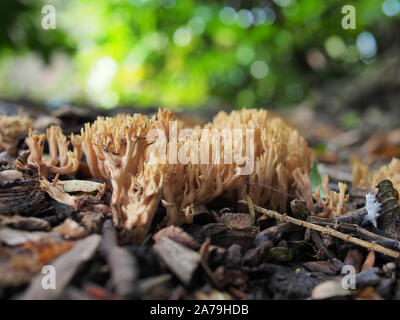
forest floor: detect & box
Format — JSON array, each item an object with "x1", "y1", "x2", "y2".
[{"x1": 1, "y1": 100, "x2": 400, "y2": 300}]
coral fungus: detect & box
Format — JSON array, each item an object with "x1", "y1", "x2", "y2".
[
  {"x1": 293, "y1": 169, "x2": 349, "y2": 218},
  {"x1": 210, "y1": 109, "x2": 311, "y2": 212},
  {"x1": 353, "y1": 157, "x2": 400, "y2": 196},
  {"x1": 22, "y1": 108, "x2": 313, "y2": 243},
  {"x1": 19, "y1": 126, "x2": 79, "y2": 178}
]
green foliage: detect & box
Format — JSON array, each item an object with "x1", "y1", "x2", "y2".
[
  {"x1": 0, "y1": 0, "x2": 396, "y2": 109},
  {"x1": 310, "y1": 160, "x2": 325, "y2": 199}
]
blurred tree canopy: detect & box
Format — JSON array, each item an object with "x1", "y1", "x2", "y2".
[{"x1": 0, "y1": 0, "x2": 398, "y2": 110}]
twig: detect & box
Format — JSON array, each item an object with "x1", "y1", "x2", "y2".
[
  {"x1": 239, "y1": 200, "x2": 400, "y2": 259},
  {"x1": 308, "y1": 216, "x2": 400, "y2": 249},
  {"x1": 199, "y1": 238, "x2": 223, "y2": 290}
]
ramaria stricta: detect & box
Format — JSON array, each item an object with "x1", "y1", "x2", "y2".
[{"x1": 20, "y1": 108, "x2": 316, "y2": 243}]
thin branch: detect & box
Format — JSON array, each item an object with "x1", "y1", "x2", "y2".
[{"x1": 239, "y1": 200, "x2": 400, "y2": 259}]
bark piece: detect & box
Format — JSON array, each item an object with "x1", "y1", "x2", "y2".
[
  {"x1": 153, "y1": 225, "x2": 199, "y2": 250},
  {"x1": 153, "y1": 237, "x2": 201, "y2": 286},
  {"x1": 219, "y1": 212, "x2": 254, "y2": 229},
  {"x1": 0, "y1": 170, "x2": 23, "y2": 181},
  {"x1": 0, "y1": 215, "x2": 50, "y2": 231},
  {"x1": 20, "y1": 234, "x2": 101, "y2": 300},
  {"x1": 195, "y1": 223, "x2": 257, "y2": 251},
  {"x1": 0, "y1": 178, "x2": 46, "y2": 215},
  {"x1": 290, "y1": 199, "x2": 311, "y2": 220},
  {"x1": 100, "y1": 220, "x2": 139, "y2": 298},
  {"x1": 376, "y1": 179, "x2": 400, "y2": 240},
  {"x1": 302, "y1": 261, "x2": 338, "y2": 275},
  {"x1": 0, "y1": 228, "x2": 53, "y2": 246}
]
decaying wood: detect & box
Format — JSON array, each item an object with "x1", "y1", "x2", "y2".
[
  {"x1": 302, "y1": 261, "x2": 338, "y2": 275},
  {"x1": 376, "y1": 179, "x2": 400, "y2": 240},
  {"x1": 308, "y1": 215, "x2": 400, "y2": 249},
  {"x1": 0, "y1": 215, "x2": 50, "y2": 231},
  {"x1": 0, "y1": 178, "x2": 46, "y2": 215},
  {"x1": 239, "y1": 200, "x2": 400, "y2": 259},
  {"x1": 195, "y1": 223, "x2": 257, "y2": 251},
  {"x1": 258, "y1": 223, "x2": 300, "y2": 244},
  {"x1": 310, "y1": 230, "x2": 337, "y2": 261},
  {"x1": 0, "y1": 227, "x2": 55, "y2": 246},
  {"x1": 219, "y1": 212, "x2": 255, "y2": 229},
  {"x1": 20, "y1": 234, "x2": 101, "y2": 300},
  {"x1": 153, "y1": 225, "x2": 199, "y2": 250},
  {"x1": 0, "y1": 170, "x2": 23, "y2": 181},
  {"x1": 100, "y1": 220, "x2": 139, "y2": 298},
  {"x1": 153, "y1": 236, "x2": 201, "y2": 286},
  {"x1": 290, "y1": 199, "x2": 311, "y2": 220}
]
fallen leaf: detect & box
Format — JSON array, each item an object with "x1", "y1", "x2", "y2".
[
  {"x1": 361, "y1": 250, "x2": 375, "y2": 271},
  {"x1": 55, "y1": 180, "x2": 103, "y2": 194}
]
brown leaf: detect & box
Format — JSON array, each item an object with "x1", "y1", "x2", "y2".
[{"x1": 361, "y1": 250, "x2": 376, "y2": 271}]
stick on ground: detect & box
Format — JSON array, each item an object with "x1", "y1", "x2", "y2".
[{"x1": 238, "y1": 200, "x2": 400, "y2": 259}]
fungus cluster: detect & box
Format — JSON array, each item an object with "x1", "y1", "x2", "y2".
[
  {"x1": 0, "y1": 111, "x2": 33, "y2": 156},
  {"x1": 293, "y1": 168, "x2": 349, "y2": 218},
  {"x1": 210, "y1": 109, "x2": 311, "y2": 212},
  {"x1": 20, "y1": 125, "x2": 80, "y2": 178},
  {"x1": 21, "y1": 108, "x2": 313, "y2": 242},
  {"x1": 353, "y1": 157, "x2": 400, "y2": 196}
]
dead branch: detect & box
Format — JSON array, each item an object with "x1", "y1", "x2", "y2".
[{"x1": 239, "y1": 200, "x2": 400, "y2": 259}]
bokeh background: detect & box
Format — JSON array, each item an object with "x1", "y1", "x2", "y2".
[{"x1": 0, "y1": 0, "x2": 399, "y2": 117}]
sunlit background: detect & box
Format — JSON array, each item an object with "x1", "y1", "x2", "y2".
[{"x1": 0, "y1": 0, "x2": 398, "y2": 111}]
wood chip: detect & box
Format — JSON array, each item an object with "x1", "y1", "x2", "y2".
[
  {"x1": 219, "y1": 212, "x2": 254, "y2": 229},
  {"x1": 195, "y1": 223, "x2": 257, "y2": 251},
  {"x1": 0, "y1": 170, "x2": 23, "y2": 181},
  {"x1": 0, "y1": 178, "x2": 46, "y2": 215},
  {"x1": 0, "y1": 215, "x2": 50, "y2": 231},
  {"x1": 100, "y1": 220, "x2": 139, "y2": 298},
  {"x1": 0, "y1": 228, "x2": 53, "y2": 246},
  {"x1": 153, "y1": 237, "x2": 201, "y2": 286},
  {"x1": 153, "y1": 226, "x2": 199, "y2": 250},
  {"x1": 20, "y1": 234, "x2": 102, "y2": 300}
]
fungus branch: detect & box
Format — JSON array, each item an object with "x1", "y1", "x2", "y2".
[
  {"x1": 0, "y1": 111, "x2": 33, "y2": 156},
  {"x1": 293, "y1": 169, "x2": 349, "y2": 218},
  {"x1": 18, "y1": 126, "x2": 80, "y2": 178}
]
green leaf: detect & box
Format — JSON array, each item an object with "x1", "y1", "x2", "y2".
[
  {"x1": 266, "y1": 247, "x2": 293, "y2": 262},
  {"x1": 309, "y1": 161, "x2": 325, "y2": 200}
]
